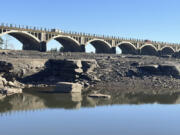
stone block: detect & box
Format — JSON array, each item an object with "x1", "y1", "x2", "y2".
[{"x1": 55, "y1": 82, "x2": 82, "y2": 93}]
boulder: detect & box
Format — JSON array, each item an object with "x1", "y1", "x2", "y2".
[
  {"x1": 0, "y1": 89, "x2": 7, "y2": 95},
  {"x1": 130, "y1": 62, "x2": 139, "y2": 67},
  {"x1": 126, "y1": 70, "x2": 138, "y2": 77},
  {"x1": 0, "y1": 61, "x2": 13, "y2": 72},
  {"x1": 0, "y1": 76, "x2": 7, "y2": 87},
  {"x1": 55, "y1": 82, "x2": 82, "y2": 93},
  {"x1": 138, "y1": 65, "x2": 159, "y2": 74},
  {"x1": 4, "y1": 87, "x2": 22, "y2": 94},
  {"x1": 7, "y1": 81, "x2": 16, "y2": 87},
  {"x1": 65, "y1": 60, "x2": 82, "y2": 68},
  {"x1": 158, "y1": 63, "x2": 180, "y2": 77},
  {"x1": 81, "y1": 59, "x2": 98, "y2": 73},
  {"x1": 47, "y1": 59, "x2": 82, "y2": 69}
]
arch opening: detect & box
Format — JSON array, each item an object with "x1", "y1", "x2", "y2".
[
  {"x1": 0, "y1": 34, "x2": 22, "y2": 50},
  {"x1": 161, "y1": 47, "x2": 175, "y2": 55},
  {"x1": 116, "y1": 47, "x2": 122, "y2": 54},
  {"x1": 86, "y1": 39, "x2": 112, "y2": 54},
  {"x1": 46, "y1": 39, "x2": 63, "y2": 52},
  {"x1": 85, "y1": 43, "x2": 96, "y2": 53},
  {"x1": 48, "y1": 36, "x2": 82, "y2": 52},
  {"x1": 141, "y1": 45, "x2": 158, "y2": 56},
  {"x1": 0, "y1": 31, "x2": 41, "y2": 51},
  {"x1": 118, "y1": 43, "x2": 137, "y2": 54}
]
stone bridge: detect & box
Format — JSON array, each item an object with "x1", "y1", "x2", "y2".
[{"x1": 0, "y1": 23, "x2": 180, "y2": 55}]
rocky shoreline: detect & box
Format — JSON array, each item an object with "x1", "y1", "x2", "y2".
[{"x1": 1, "y1": 50, "x2": 180, "y2": 98}]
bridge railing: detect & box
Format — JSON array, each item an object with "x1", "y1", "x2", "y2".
[
  {"x1": 0, "y1": 23, "x2": 54, "y2": 33},
  {"x1": 60, "y1": 30, "x2": 180, "y2": 47},
  {"x1": 0, "y1": 23, "x2": 180, "y2": 47}
]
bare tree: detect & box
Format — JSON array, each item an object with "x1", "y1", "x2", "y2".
[
  {"x1": 3, "y1": 35, "x2": 14, "y2": 50},
  {"x1": 0, "y1": 37, "x2": 3, "y2": 49},
  {"x1": 59, "y1": 46, "x2": 65, "y2": 52}
]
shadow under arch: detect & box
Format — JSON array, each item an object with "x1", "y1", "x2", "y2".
[
  {"x1": 85, "y1": 39, "x2": 112, "y2": 54},
  {"x1": 160, "y1": 46, "x2": 175, "y2": 55},
  {"x1": 117, "y1": 42, "x2": 137, "y2": 54},
  {"x1": 140, "y1": 44, "x2": 158, "y2": 56},
  {"x1": 47, "y1": 35, "x2": 82, "y2": 52},
  {"x1": 0, "y1": 30, "x2": 41, "y2": 51}
]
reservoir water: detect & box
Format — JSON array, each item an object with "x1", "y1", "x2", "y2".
[{"x1": 0, "y1": 88, "x2": 180, "y2": 135}]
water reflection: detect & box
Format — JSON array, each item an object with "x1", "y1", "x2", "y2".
[{"x1": 0, "y1": 87, "x2": 180, "y2": 114}]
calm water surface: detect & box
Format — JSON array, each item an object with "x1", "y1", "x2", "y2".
[{"x1": 0, "y1": 88, "x2": 180, "y2": 135}]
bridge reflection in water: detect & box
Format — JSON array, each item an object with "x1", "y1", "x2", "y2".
[{"x1": 0, "y1": 87, "x2": 180, "y2": 115}]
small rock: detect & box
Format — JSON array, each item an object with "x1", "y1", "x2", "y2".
[
  {"x1": 107, "y1": 56, "x2": 111, "y2": 59},
  {"x1": 7, "y1": 81, "x2": 15, "y2": 87},
  {"x1": 75, "y1": 68, "x2": 83, "y2": 73},
  {"x1": 130, "y1": 62, "x2": 139, "y2": 67},
  {"x1": 0, "y1": 76, "x2": 7, "y2": 87},
  {"x1": 88, "y1": 93, "x2": 111, "y2": 99},
  {"x1": 21, "y1": 69, "x2": 26, "y2": 77},
  {"x1": 0, "y1": 89, "x2": 7, "y2": 95}
]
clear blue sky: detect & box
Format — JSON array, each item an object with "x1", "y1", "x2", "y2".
[{"x1": 1, "y1": 0, "x2": 180, "y2": 50}]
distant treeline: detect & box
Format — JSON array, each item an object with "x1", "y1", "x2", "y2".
[{"x1": 48, "y1": 47, "x2": 65, "y2": 52}]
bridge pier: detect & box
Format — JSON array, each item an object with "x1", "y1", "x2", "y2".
[
  {"x1": 137, "y1": 49, "x2": 141, "y2": 55},
  {"x1": 111, "y1": 47, "x2": 116, "y2": 54},
  {"x1": 95, "y1": 50, "x2": 112, "y2": 54},
  {"x1": 22, "y1": 43, "x2": 41, "y2": 51},
  {"x1": 40, "y1": 42, "x2": 47, "y2": 52},
  {"x1": 80, "y1": 45, "x2": 85, "y2": 52},
  {"x1": 158, "y1": 50, "x2": 162, "y2": 56}
]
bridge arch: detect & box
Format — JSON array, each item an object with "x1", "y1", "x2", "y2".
[
  {"x1": 0, "y1": 30, "x2": 41, "y2": 50},
  {"x1": 160, "y1": 46, "x2": 175, "y2": 55},
  {"x1": 47, "y1": 35, "x2": 82, "y2": 52},
  {"x1": 117, "y1": 42, "x2": 137, "y2": 54},
  {"x1": 85, "y1": 39, "x2": 112, "y2": 53},
  {"x1": 140, "y1": 44, "x2": 158, "y2": 56}
]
